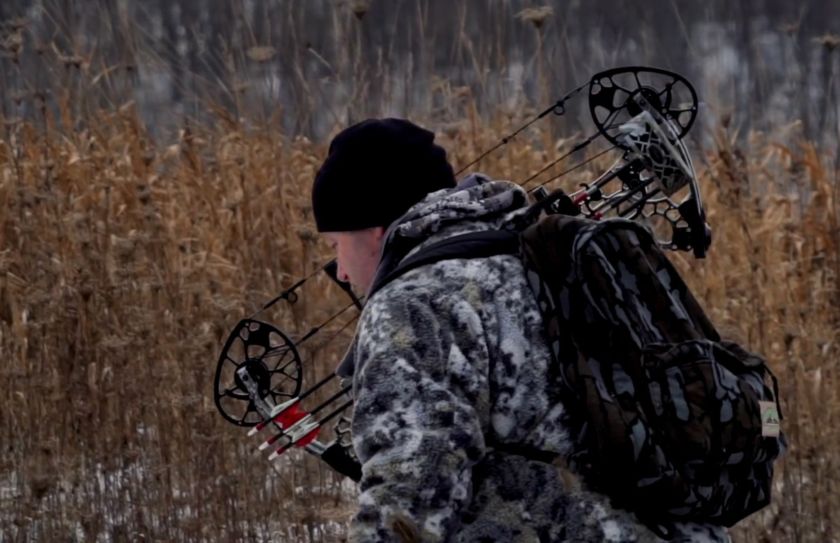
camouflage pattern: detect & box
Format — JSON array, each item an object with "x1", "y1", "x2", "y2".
[
  {"x1": 519, "y1": 213, "x2": 785, "y2": 530},
  {"x1": 339, "y1": 174, "x2": 730, "y2": 542}
]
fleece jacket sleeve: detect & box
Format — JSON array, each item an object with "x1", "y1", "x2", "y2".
[{"x1": 347, "y1": 284, "x2": 490, "y2": 543}]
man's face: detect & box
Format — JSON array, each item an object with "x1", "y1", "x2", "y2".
[{"x1": 324, "y1": 227, "x2": 386, "y2": 294}]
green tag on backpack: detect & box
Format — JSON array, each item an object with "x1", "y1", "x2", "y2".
[{"x1": 760, "y1": 401, "x2": 781, "y2": 437}]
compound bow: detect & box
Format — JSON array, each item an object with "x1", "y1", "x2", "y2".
[{"x1": 212, "y1": 65, "x2": 710, "y2": 482}]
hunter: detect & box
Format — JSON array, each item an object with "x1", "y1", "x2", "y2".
[{"x1": 310, "y1": 117, "x2": 729, "y2": 543}]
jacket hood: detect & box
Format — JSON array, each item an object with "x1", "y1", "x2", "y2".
[{"x1": 382, "y1": 172, "x2": 531, "y2": 254}]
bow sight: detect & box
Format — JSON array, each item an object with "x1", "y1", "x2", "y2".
[{"x1": 213, "y1": 65, "x2": 710, "y2": 481}]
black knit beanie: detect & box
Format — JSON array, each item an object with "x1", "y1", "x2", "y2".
[{"x1": 311, "y1": 118, "x2": 457, "y2": 232}]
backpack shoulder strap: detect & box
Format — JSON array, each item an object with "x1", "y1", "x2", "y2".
[{"x1": 367, "y1": 230, "x2": 520, "y2": 299}]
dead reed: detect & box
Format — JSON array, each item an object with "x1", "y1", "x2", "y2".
[
  {"x1": 1, "y1": 3, "x2": 838, "y2": 542},
  {"x1": 1, "y1": 91, "x2": 838, "y2": 542}
]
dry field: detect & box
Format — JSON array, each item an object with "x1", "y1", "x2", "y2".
[
  {"x1": 1, "y1": 95, "x2": 838, "y2": 543},
  {"x1": 1, "y1": 5, "x2": 839, "y2": 543}
]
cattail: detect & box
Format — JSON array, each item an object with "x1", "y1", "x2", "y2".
[
  {"x1": 2, "y1": 30, "x2": 23, "y2": 57},
  {"x1": 349, "y1": 0, "x2": 371, "y2": 20},
  {"x1": 52, "y1": 41, "x2": 85, "y2": 68},
  {"x1": 814, "y1": 33, "x2": 840, "y2": 52},
  {"x1": 516, "y1": 6, "x2": 554, "y2": 30},
  {"x1": 247, "y1": 46, "x2": 277, "y2": 62}
]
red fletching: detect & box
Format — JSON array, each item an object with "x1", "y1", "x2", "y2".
[
  {"x1": 295, "y1": 427, "x2": 321, "y2": 447},
  {"x1": 275, "y1": 403, "x2": 307, "y2": 428}
]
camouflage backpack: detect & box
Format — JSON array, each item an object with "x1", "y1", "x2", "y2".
[
  {"x1": 369, "y1": 213, "x2": 786, "y2": 536},
  {"x1": 517, "y1": 214, "x2": 786, "y2": 535}
]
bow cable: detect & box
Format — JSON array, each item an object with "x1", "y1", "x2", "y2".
[{"x1": 454, "y1": 80, "x2": 590, "y2": 176}]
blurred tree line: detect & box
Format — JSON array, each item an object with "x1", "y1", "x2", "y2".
[{"x1": 1, "y1": 0, "x2": 838, "y2": 144}]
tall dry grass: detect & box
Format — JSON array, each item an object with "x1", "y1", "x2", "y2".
[
  {"x1": 1, "y1": 4, "x2": 839, "y2": 543},
  {"x1": 2, "y1": 93, "x2": 838, "y2": 543}
]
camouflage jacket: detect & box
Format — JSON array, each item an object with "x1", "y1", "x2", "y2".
[{"x1": 339, "y1": 174, "x2": 730, "y2": 543}]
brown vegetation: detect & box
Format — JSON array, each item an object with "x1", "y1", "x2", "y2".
[
  {"x1": 1, "y1": 4, "x2": 838, "y2": 542},
  {"x1": 2, "y1": 93, "x2": 838, "y2": 543}
]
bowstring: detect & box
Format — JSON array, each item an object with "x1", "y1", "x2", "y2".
[
  {"x1": 526, "y1": 146, "x2": 617, "y2": 194},
  {"x1": 522, "y1": 117, "x2": 632, "y2": 195},
  {"x1": 517, "y1": 130, "x2": 603, "y2": 190},
  {"x1": 250, "y1": 264, "x2": 327, "y2": 319},
  {"x1": 516, "y1": 103, "x2": 624, "y2": 189},
  {"x1": 296, "y1": 301, "x2": 358, "y2": 346},
  {"x1": 454, "y1": 80, "x2": 590, "y2": 177}
]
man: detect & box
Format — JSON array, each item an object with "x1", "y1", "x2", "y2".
[{"x1": 311, "y1": 118, "x2": 729, "y2": 542}]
